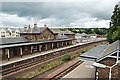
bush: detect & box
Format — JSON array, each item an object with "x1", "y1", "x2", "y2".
[
  {"x1": 62, "y1": 54, "x2": 71, "y2": 61},
  {"x1": 80, "y1": 50, "x2": 87, "y2": 54}
]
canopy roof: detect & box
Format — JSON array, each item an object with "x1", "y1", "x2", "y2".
[
  {"x1": 80, "y1": 45, "x2": 107, "y2": 62},
  {"x1": 97, "y1": 40, "x2": 120, "y2": 62},
  {"x1": 0, "y1": 38, "x2": 74, "y2": 49},
  {"x1": 0, "y1": 37, "x2": 30, "y2": 45},
  {"x1": 80, "y1": 40, "x2": 120, "y2": 62}
]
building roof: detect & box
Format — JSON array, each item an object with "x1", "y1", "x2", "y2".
[
  {"x1": 51, "y1": 29, "x2": 75, "y2": 35},
  {"x1": 97, "y1": 40, "x2": 120, "y2": 62},
  {"x1": 10, "y1": 28, "x2": 20, "y2": 32},
  {"x1": 0, "y1": 38, "x2": 74, "y2": 49},
  {"x1": 80, "y1": 45, "x2": 107, "y2": 62},
  {"x1": 64, "y1": 32, "x2": 75, "y2": 34},
  {"x1": 57, "y1": 34, "x2": 69, "y2": 39},
  {"x1": 0, "y1": 37, "x2": 30, "y2": 45},
  {"x1": 80, "y1": 40, "x2": 120, "y2": 62},
  {"x1": 0, "y1": 27, "x2": 20, "y2": 33},
  {"x1": 20, "y1": 27, "x2": 48, "y2": 34}
]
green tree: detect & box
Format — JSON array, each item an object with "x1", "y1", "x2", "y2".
[
  {"x1": 84, "y1": 29, "x2": 93, "y2": 34},
  {"x1": 107, "y1": 26, "x2": 120, "y2": 43},
  {"x1": 107, "y1": 4, "x2": 120, "y2": 43},
  {"x1": 110, "y1": 5, "x2": 120, "y2": 27}
]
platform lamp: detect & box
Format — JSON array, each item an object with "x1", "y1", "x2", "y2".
[{"x1": 93, "y1": 62, "x2": 117, "y2": 80}]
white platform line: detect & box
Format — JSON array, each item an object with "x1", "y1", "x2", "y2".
[{"x1": 62, "y1": 62, "x2": 85, "y2": 78}]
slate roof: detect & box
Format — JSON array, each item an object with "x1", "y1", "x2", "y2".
[
  {"x1": 57, "y1": 34, "x2": 69, "y2": 39},
  {"x1": 0, "y1": 38, "x2": 74, "y2": 49},
  {"x1": 0, "y1": 37, "x2": 30, "y2": 45},
  {"x1": 51, "y1": 29, "x2": 75, "y2": 35},
  {"x1": 80, "y1": 40, "x2": 120, "y2": 62},
  {"x1": 80, "y1": 45, "x2": 107, "y2": 62},
  {"x1": 20, "y1": 27, "x2": 46, "y2": 34},
  {"x1": 64, "y1": 32, "x2": 75, "y2": 34},
  {"x1": 0, "y1": 27, "x2": 20, "y2": 33},
  {"x1": 97, "y1": 40, "x2": 120, "y2": 61}
]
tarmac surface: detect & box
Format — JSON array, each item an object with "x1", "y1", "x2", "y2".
[{"x1": 63, "y1": 61, "x2": 95, "y2": 79}]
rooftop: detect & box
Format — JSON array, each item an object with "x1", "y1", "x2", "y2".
[
  {"x1": 80, "y1": 40, "x2": 120, "y2": 62},
  {"x1": 0, "y1": 37, "x2": 30, "y2": 45},
  {"x1": 80, "y1": 45, "x2": 107, "y2": 62},
  {"x1": 51, "y1": 29, "x2": 75, "y2": 35},
  {"x1": 57, "y1": 34, "x2": 69, "y2": 39},
  {"x1": 97, "y1": 40, "x2": 120, "y2": 61},
  {"x1": 20, "y1": 27, "x2": 46, "y2": 34},
  {"x1": 0, "y1": 38, "x2": 74, "y2": 49}
]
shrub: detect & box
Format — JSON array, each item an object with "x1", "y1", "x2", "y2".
[
  {"x1": 80, "y1": 50, "x2": 87, "y2": 54},
  {"x1": 62, "y1": 54, "x2": 71, "y2": 61}
]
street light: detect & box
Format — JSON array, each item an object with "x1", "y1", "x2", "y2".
[{"x1": 93, "y1": 62, "x2": 117, "y2": 80}]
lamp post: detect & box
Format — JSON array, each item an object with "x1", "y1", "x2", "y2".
[{"x1": 93, "y1": 62, "x2": 117, "y2": 80}]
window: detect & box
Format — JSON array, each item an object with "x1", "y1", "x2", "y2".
[
  {"x1": 1, "y1": 35, "x2": 5, "y2": 37},
  {"x1": 16, "y1": 35, "x2": 19, "y2": 37},
  {"x1": 16, "y1": 32, "x2": 19, "y2": 34},
  {"x1": 1, "y1": 32, "x2": 5, "y2": 34},
  {"x1": 1, "y1": 31, "x2": 5, "y2": 37}
]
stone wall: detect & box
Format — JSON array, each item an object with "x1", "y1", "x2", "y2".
[
  {"x1": 65, "y1": 34, "x2": 75, "y2": 39},
  {"x1": 21, "y1": 28, "x2": 55, "y2": 42}
]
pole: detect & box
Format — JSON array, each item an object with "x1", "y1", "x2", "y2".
[
  {"x1": 20, "y1": 48, "x2": 22, "y2": 58},
  {"x1": 109, "y1": 68, "x2": 112, "y2": 80},
  {"x1": 96, "y1": 72, "x2": 98, "y2": 80},
  {"x1": 31, "y1": 46, "x2": 33, "y2": 54},
  {"x1": 7, "y1": 49, "x2": 10, "y2": 61}
]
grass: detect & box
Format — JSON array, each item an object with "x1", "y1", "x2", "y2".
[
  {"x1": 16, "y1": 58, "x2": 64, "y2": 78},
  {"x1": 16, "y1": 43, "x2": 96, "y2": 78}
]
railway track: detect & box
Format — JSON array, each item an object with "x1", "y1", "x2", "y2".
[
  {"x1": 1, "y1": 45, "x2": 81, "y2": 78},
  {"x1": 49, "y1": 61, "x2": 83, "y2": 80},
  {"x1": 1, "y1": 51, "x2": 64, "y2": 78},
  {"x1": 1, "y1": 40, "x2": 106, "y2": 78}
]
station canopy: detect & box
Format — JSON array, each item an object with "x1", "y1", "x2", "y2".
[{"x1": 80, "y1": 40, "x2": 120, "y2": 62}]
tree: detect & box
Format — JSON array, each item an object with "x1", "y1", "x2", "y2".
[
  {"x1": 107, "y1": 26, "x2": 120, "y2": 43},
  {"x1": 110, "y1": 5, "x2": 120, "y2": 27},
  {"x1": 107, "y1": 4, "x2": 120, "y2": 43}
]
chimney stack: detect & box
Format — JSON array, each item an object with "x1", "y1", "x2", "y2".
[
  {"x1": 44, "y1": 23, "x2": 47, "y2": 28},
  {"x1": 34, "y1": 22, "x2": 37, "y2": 29},
  {"x1": 28, "y1": 24, "x2": 31, "y2": 29},
  {"x1": 24, "y1": 25, "x2": 28, "y2": 32}
]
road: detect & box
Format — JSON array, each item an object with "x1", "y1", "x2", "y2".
[{"x1": 62, "y1": 61, "x2": 95, "y2": 80}]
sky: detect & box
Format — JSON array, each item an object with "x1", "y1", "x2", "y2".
[{"x1": 1, "y1": 0, "x2": 120, "y2": 28}]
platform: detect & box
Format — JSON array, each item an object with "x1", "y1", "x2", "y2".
[
  {"x1": 0, "y1": 38, "x2": 106, "y2": 66},
  {"x1": 62, "y1": 61, "x2": 95, "y2": 79}
]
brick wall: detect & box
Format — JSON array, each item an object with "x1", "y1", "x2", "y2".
[{"x1": 97, "y1": 58, "x2": 119, "y2": 79}]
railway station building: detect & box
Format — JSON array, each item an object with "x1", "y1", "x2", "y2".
[{"x1": 0, "y1": 24, "x2": 75, "y2": 61}]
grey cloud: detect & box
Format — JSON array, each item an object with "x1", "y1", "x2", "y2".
[
  {"x1": 1, "y1": 1, "x2": 119, "y2": 27},
  {"x1": 2, "y1": 2, "x2": 114, "y2": 19}
]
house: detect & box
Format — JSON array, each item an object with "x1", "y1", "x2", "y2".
[
  {"x1": 76, "y1": 33, "x2": 90, "y2": 39},
  {"x1": 0, "y1": 27, "x2": 20, "y2": 38},
  {"x1": 51, "y1": 29, "x2": 75, "y2": 39},
  {"x1": 89, "y1": 34, "x2": 97, "y2": 38},
  {"x1": 80, "y1": 40, "x2": 120, "y2": 79},
  {"x1": 75, "y1": 33, "x2": 90, "y2": 43}
]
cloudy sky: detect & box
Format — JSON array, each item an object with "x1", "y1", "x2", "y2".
[{"x1": 1, "y1": 0, "x2": 120, "y2": 28}]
